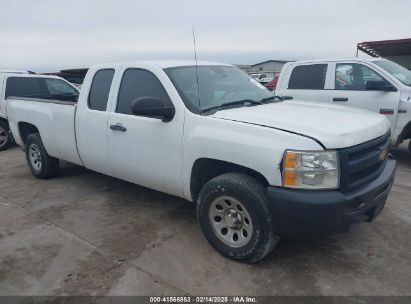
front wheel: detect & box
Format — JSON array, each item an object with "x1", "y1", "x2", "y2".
[
  {"x1": 0, "y1": 121, "x2": 12, "y2": 151},
  {"x1": 196, "y1": 173, "x2": 279, "y2": 262},
  {"x1": 25, "y1": 133, "x2": 59, "y2": 179}
]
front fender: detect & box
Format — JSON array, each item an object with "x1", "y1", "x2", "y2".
[{"x1": 182, "y1": 111, "x2": 323, "y2": 201}]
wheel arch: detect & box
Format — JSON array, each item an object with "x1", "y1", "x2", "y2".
[
  {"x1": 190, "y1": 158, "x2": 269, "y2": 203},
  {"x1": 18, "y1": 122, "x2": 40, "y2": 145},
  {"x1": 397, "y1": 120, "x2": 411, "y2": 145},
  {"x1": 0, "y1": 117, "x2": 9, "y2": 129}
]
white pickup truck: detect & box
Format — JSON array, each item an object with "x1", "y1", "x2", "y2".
[
  {"x1": 7, "y1": 60, "x2": 396, "y2": 262},
  {"x1": 0, "y1": 71, "x2": 79, "y2": 151},
  {"x1": 275, "y1": 58, "x2": 411, "y2": 155}
]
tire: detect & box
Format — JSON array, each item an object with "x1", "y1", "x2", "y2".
[
  {"x1": 196, "y1": 173, "x2": 279, "y2": 262},
  {"x1": 0, "y1": 121, "x2": 12, "y2": 151},
  {"x1": 25, "y1": 133, "x2": 59, "y2": 179}
]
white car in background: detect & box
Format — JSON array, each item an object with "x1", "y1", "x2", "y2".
[{"x1": 250, "y1": 73, "x2": 272, "y2": 84}]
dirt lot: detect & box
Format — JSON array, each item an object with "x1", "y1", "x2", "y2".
[{"x1": 0, "y1": 142, "x2": 410, "y2": 296}]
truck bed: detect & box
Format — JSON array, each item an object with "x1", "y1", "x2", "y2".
[{"x1": 7, "y1": 97, "x2": 83, "y2": 166}]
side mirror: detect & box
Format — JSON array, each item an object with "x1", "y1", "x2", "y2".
[
  {"x1": 366, "y1": 80, "x2": 397, "y2": 92},
  {"x1": 131, "y1": 97, "x2": 175, "y2": 122}
]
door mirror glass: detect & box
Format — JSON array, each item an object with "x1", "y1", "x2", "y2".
[
  {"x1": 366, "y1": 80, "x2": 397, "y2": 92},
  {"x1": 131, "y1": 96, "x2": 175, "y2": 122}
]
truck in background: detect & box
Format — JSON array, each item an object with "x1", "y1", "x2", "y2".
[
  {"x1": 0, "y1": 72, "x2": 79, "y2": 151},
  {"x1": 275, "y1": 58, "x2": 411, "y2": 156}
]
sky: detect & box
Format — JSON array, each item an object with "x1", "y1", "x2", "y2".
[{"x1": 1, "y1": 0, "x2": 410, "y2": 72}]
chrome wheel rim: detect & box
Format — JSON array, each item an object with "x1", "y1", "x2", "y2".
[
  {"x1": 208, "y1": 196, "x2": 253, "y2": 248},
  {"x1": 29, "y1": 144, "x2": 42, "y2": 171},
  {"x1": 0, "y1": 126, "x2": 8, "y2": 147}
]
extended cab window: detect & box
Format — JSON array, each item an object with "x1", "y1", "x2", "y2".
[
  {"x1": 288, "y1": 64, "x2": 327, "y2": 90},
  {"x1": 335, "y1": 63, "x2": 387, "y2": 90},
  {"x1": 88, "y1": 69, "x2": 115, "y2": 111},
  {"x1": 116, "y1": 69, "x2": 171, "y2": 115}
]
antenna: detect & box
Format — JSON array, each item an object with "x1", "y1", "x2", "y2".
[{"x1": 192, "y1": 26, "x2": 201, "y2": 111}]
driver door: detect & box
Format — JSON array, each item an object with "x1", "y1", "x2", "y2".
[{"x1": 107, "y1": 67, "x2": 184, "y2": 197}]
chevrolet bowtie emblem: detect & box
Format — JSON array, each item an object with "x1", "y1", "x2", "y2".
[{"x1": 379, "y1": 149, "x2": 387, "y2": 161}]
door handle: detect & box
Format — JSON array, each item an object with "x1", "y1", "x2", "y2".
[
  {"x1": 110, "y1": 123, "x2": 127, "y2": 132},
  {"x1": 333, "y1": 97, "x2": 348, "y2": 102},
  {"x1": 282, "y1": 96, "x2": 293, "y2": 100}
]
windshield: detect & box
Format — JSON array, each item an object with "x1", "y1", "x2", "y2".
[
  {"x1": 374, "y1": 60, "x2": 411, "y2": 87},
  {"x1": 165, "y1": 66, "x2": 273, "y2": 113}
]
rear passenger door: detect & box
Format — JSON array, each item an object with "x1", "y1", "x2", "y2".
[
  {"x1": 76, "y1": 68, "x2": 117, "y2": 176},
  {"x1": 280, "y1": 63, "x2": 331, "y2": 103}
]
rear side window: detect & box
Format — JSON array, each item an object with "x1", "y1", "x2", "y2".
[
  {"x1": 88, "y1": 69, "x2": 115, "y2": 111},
  {"x1": 116, "y1": 69, "x2": 171, "y2": 115},
  {"x1": 288, "y1": 64, "x2": 328, "y2": 90},
  {"x1": 5, "y1": 77, "x2": 44, "y2": 98}
]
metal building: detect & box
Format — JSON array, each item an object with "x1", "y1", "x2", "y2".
[
  {"x1": 43, "y1": 68, "x2": 88, "y2": 84},
  {"x1": 249, "y1": 60, "x2": 290, "y2": 77},
  {"x1": 357, "y1": 38, "x2": 411, "y2": 70}
]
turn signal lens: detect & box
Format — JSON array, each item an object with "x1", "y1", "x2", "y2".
[{"x1": 284, "y1": 151, "x2": 297, "y2": 169}]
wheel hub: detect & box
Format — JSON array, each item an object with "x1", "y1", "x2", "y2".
[{"x1": 224, "y1": 209, "x2": 243, "y2": 229}]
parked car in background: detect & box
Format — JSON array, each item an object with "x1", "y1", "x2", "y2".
[
  {"x1": 7, "y1": 60, "x2": 395, "y2": 262},
  {"x1": 265, "y1": 75, "x2": 279, "y2": 91},
  {"x1": 250, "y1": 73, "x2": 272, "y2": 85},
  {"x1": 0, "y1": 72, "x2": 79, "y2": 151},
  {"x1": 276, "y1": 58, "x2": 411, "y2": 155}
]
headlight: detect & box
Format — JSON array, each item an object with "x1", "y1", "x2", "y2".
[{"x1": 282, "y1": 150, "x2": 339, "y2": 189}]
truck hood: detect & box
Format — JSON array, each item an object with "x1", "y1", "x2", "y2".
[{"x1": 210, "y1": 100, "x2": 390, "y2": 149}]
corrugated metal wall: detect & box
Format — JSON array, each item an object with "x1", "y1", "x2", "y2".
[{"x1": 385, "y1": 56, "x2": 411, "y2": 70}]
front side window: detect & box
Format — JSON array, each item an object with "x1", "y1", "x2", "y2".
[
  {"x1": 165, "y1": 66, "x2": 272, "y2": 113},
  {"x1": 288, "y1": 64, "x2": 327, "y2": 90},
  {"x1": 44, "y1": 79, "x2": 78, "y2": 95},
  {"x1": 374, "y1": 59, "x2": 411, "y2": 87},
  {"x1": 88, "y1": 69, "x2": 115, "y2": 111},
  {"x1": 335, "y1": 63, "x2": 387, "y2": 90},
  {"x1": 116, "y1": 69, "x2": 171, "y2": 115}
]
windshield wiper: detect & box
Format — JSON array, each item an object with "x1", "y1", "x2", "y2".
[
  {"x1": 201, "y1": 99, "x2": 262, "y2": 114},
  {"x1": 259, "y1": 95, "x2": 285, "y2": 103}
]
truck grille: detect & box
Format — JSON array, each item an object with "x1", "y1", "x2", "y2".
[{"x1": 338, "y1": 132, "x2": 391, "y2": 192}]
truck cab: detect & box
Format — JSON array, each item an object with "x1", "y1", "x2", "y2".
[{"x1": 275, "y1": 58, "x2": 411, "y2": 154}]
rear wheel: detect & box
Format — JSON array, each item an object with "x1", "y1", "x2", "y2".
[
  {"x1": 0, "y1": 121, "x2": 12, "y2": 151},
  {"x1": 25, "y1": 133, "x2": 59, "y2": 179},
  {"x1": 197, "y1": 173, "x2": 279, "y2": 262}
]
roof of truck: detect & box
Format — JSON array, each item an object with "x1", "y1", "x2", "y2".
[
  {"x1": 0, "y1": 70, "x2": 35, "y2": 74},
  {"x1": 285, "y1": 58, "x2": 386, "y2": 65},
  {"x1": 91, "y1": 60, "x2": 233, "y2": 70},
  {"x1": 0, "y1": 72, "x2": 63, "y2": 79}
]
